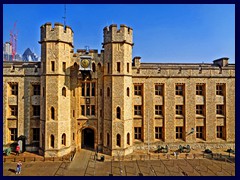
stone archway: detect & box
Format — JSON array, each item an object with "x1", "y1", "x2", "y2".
[{"x1": 81, "y1": 128, "x2": 94, "y2": 149}]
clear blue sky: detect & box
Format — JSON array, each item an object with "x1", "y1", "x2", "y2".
[{"x1": 3, "y1": 4, "x2": 235, "y2": 63}]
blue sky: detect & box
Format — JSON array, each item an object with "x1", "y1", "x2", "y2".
[{"x1": 3, "y1": 4, "x2": 235, "y2": 63}]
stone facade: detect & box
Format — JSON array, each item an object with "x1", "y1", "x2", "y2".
[{"x1": 3, "y1": 22, "x2": 235, "y2": 157}]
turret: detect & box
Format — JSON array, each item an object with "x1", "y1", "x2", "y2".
[
  {"x1": 40, "y1": 22, "x2": 74, "y2": 47},
  {"x1": 103, "y1": 24, "x2": 133, "y2": 45}
]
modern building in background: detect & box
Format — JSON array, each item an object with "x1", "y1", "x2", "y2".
[
  {"x1": 3, "y1": 42, "x2": 40, "y2": 61},
  {"x1": 3, "y1": 23, "x2": 235, "y2": 157}
]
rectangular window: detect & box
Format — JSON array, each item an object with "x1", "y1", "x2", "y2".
[
  {"x1": 86, "y1": 105, "x2": 90, "y2": 116},
  {"x1": 86, "y1": 83, "x2": 90, "y2": 96},
  {"x1": 155, "y1": 127, "x2": 163, "y2": 139},
  {"x1": 196, "y1": 84, "x2": 204, "y2": 95},
  {"x1": 73, "y1": 89, "x2": 75, "y2": 97},
  {"x1": 91, "y1": 105, "x2": 95, "y2": 116},
  {"x1": 33, "y1": 128, "x2": 40, "y2": 141},
  {"x1": 196, "y1": 105, "x2": 204, "y2": 115},
  {"x1": 127, "y1": 63, "x2": 129, "y2": 73},
  {"x1": 81, "y1": 105, "x2": 85, "y2": 116},
  {"x1": 73, "y1": 110, "x2": 75, "y2": 117},
  {"x1": 62, "y1": 62, "x2": 66, "y2": 72},
  {"x1": 155, "y1": 105, "x2": 163, "y2": 115},
  {"x1": 117, "y1": 62, "x2": 120, "y2": 72},
  {"x1": 82, "y1": 83, "x2": 85, "y2": 96},
  {"x1": 216, "y1": 84, "x2": 224, "y2": 95},
  {"x1": 176, "y1": 105, "x2": 183, "y2": 115},
  {"x1": 134, "y1": 105, "x2": 142, "y2": 116},
  {"x1": 10, "y1": 128, "x2": 17, "y2": 141},
  {"x1": 216, "y1": 105, "x2": 224, "y2": 115},
  {"x1": 33, "y1": 105, "x2": 40, "y2": 116},
  {"x1": 175, "y1": 84, "x2": 184, "y2": 95},
  {"x1": 217, "y1": 126, "x2": 224, "y2": 138},
  {"x1": 134, "y1": 127, "x2": 141, "y2": 139},
  {"x1": 51, "y1": 61, "x2": 55, "y2": 71},
  {"x1": 134, "y1": 85, "x2": 142, "y2": 96},
  {"x1": 91, "y1": 83, "x2": 95, "y2": 96},
  {"x1": 33, "y1": 85, "x2": 40, "y2": 95},
  {"x1": 155, "y1": 85, "x2": 163, "y2": 95},
  {"x1": 10, "y1": 105, "x2": 18, "y2": 116},
  {"x1": 11, "y1": 84, "x2": 18, "y2": 95},
  {"x1": 107, "y1": 63, "x2": 110, "y2": 73},
  {"x1": 42, "y1": 87, "x2": 45, "y2": 97},
  {"x1": 196, "y1": 126, "x2": 204, "y2": 139},
  {"x1": 176, "y1": 127, "x2": 183, "y2": 139}
]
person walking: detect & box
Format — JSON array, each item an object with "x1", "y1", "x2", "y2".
[
  {"x1": 15, "y1": 144, "x2": 20, "y2": 156},
  {"x1": 15, "y1": 160, "x2": 22, "y2": 174}
]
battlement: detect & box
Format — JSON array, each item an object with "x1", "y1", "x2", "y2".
[
  {"x1": 76, "y1": 49, "x2": 101, "y2": 57},
  {"x1": 40, "y1": 22, "x2": 73, "y2": 46},
  {"x1": 103, "y1": 24, "x2": 133, "y2": 45}
]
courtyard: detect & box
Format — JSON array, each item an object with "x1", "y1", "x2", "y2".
[{"x1": 3, "y1": 149, "x2": 235, "y2": 176}]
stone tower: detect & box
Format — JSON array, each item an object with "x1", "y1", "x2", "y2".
[
  {"x1": 39, "y1": 22, "x2": 74, "y2": 157},
  {"x1": 102, "y1": 24, "x2": 134, "y2": 156}
]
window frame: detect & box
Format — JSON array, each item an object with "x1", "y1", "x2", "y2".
[
  {"x1": 175, "y1": 84, "x2": 184, "y2": 95},
  {"x1": 155, "y1": 127, "x2": 163, "y2": 139},
  {"x1": 134, "y1": 85, "x2": 142, "y2": 96},
  {"x1": 10, "y1": 128, "x2": 18, "y2": 141},
  {"x1": 155, "y1": 84, "x2": 163, "y2": 96},
  {"x1": 176, "y1": 105, "x2": 183, "y2": 115},
  {"x1": 134, "y1": 127, "x2": 142, "y2": 140},
  {"x1": 176, "y1": 127, "x2": 183, "y2": 139},
  {"x1": 33, "y1": 85, "x2": 40, "y2": 95},
  {"x1": 11, "y1": 84, "x2": 18, "y2": 95},
  {"x1": 134, "y1": 105, "x2": 142, "y2": 116}
]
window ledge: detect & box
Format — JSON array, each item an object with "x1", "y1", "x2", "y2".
[
  {"x1": 175, "y1": 115, "x2": 184, "y2": 119},
  {"x1": 196, "y1": 115, "x2": 205, "y2": 119},
  {"x1": 216, "y1": 114, "x2": 225, "y2": 118},
  {"x1": 7, "y1": 116, "x2": 17, "y2": 120},
  {"x1": 155, "y1": 115, "x2": 164, "y2": 119},
  {"x1": 134, "y1": 115, "x2": 143, "y2": 118}
]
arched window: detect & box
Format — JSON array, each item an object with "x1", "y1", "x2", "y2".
[
  {"x1": 62, "y1": 87, "x2": 66, "y2": 97},
  {"x1": 127, "y1": 133, "x2": 130, "y2": 145},
  {"x1": 117, "y1": 107, "x2": 121, "y2": 119},
  {"x1": 107, "y1": 133, "x2": 110, "y2": 146},
  {"x1": 92, "y1": 63, "x2": 96, "y2": 72},
  {"x1": 117, "y1": 134, "x2": 121, "y2": 147},
  {"x1": 127, "y1": 87, "x2": 130, "y2": 97},
  {"x1": 62, "y1": 133, "x2": 66, "y2": 146},
  {"x1": 51, "y1": 107, "x2": 55, "y2": 120},
  {"x1": 98, "y1": 63, "x2": 102, "y2": 72},
  {"x1": 50, "y1": 135, "x2": 54, "y2": 148},
  {"x1": 74, "y1": 62, "x2": 78, "y2": 69},
  {"x1": 107, "y1": 87, "x2": 110, "y2": 97}
]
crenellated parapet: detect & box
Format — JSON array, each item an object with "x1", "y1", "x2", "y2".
[
  {"x1": 103, "y1": 24, "x2": 133, "y2": 45},
  {"x1": 40, "y1": 22, "x2": 74, "y2": 47}
]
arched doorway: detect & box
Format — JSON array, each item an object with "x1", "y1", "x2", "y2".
[{"x1": 82, "y1": 128, "x2": 94, "y2": 149}]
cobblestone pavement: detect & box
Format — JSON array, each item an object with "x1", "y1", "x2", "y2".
[{"x1": 3, "y1": 149, "x2": 235, "y2": 176}]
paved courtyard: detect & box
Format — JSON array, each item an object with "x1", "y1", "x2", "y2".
[{"x1": 3, "y1": 149, "x2": 235, "y2": 176}]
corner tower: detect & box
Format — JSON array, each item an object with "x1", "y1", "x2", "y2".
[
  {"x1": 39, "y1": 22, "x2": 74, "y2": 157},
  {"x1": 102, "y1": 24, "x2": 134, "y2": 155}
]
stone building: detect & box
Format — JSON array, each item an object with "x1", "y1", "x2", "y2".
[{"x1": 3, "y1": 22, "x2": 235, "y2": 157}]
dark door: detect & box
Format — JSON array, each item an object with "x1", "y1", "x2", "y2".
[{"x1": 82, "y1": 128, "x2": 94, "y2": 149}]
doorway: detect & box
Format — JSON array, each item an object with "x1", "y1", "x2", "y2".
[{"x1": 82, "y1": 128, "x2": 94, "y2": 149}]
